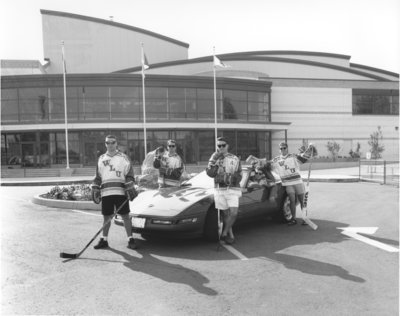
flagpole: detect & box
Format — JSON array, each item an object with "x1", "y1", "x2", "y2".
[
  {"x1": 213, "y1": 47, "x2": 218, "y2": 148},
  {"x1": 141, "y1": 43, "x2": 147, "y2": 155},
  {"x1": 61, "y1": 41, "x2": 70, "y2": 169}
]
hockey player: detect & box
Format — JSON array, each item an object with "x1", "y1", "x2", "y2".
[
  {"x1": 91, "y1": 135, "x2": 138, "y2": 249},
  {"x1": 271, "y1": 142, "x2": 314, "y2": 225},
  {"x1": 153, "y1": 139, "x2": 184, "y2": 188},
  {"x1": 206, "y1": 137, "x2": 242, "y2": 244}
]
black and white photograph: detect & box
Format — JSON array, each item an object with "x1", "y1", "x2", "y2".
[{"x1": 1, "y1": 0, "x2": 399, "y2": 315}]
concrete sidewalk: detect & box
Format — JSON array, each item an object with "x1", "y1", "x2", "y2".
[{"x1": 0, "y1": 167, "x2": 361, "y2": 186}]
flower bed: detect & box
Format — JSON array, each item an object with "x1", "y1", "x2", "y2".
[{"x1": 41, "y1": 184, "x2": 92, "y2": 201}]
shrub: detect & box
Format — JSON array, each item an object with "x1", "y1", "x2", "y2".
[{"x1": 326, "y1": 141, "x2": 341, "y2": 161}]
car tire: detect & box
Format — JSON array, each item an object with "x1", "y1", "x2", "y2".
[{"x1": 203, "y1": 206, "x2": 220, "y2": 242}]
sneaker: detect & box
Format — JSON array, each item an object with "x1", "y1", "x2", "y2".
[
  {"x1": 127, "y1": 238, "x2": 137, "y2": 249},
  {"x1": 287, "y1": 219, "x2": 297, "y2": 226},
  {"x1": 224, "y1": 236, "x2": 235, "y2": 245},
  {"x1": 94, "y1": 238, "x2": 108, "y2": 249}
]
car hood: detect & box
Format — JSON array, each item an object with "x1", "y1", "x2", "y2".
[{"x1": 130, "y1": 186, "x2": 214, "y2": 217}]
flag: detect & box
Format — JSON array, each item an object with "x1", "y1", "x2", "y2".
[
  {"x1": 213, "y1": 55, "x2": 229, "y2": 68},
  {"x1": 142, "y1": 53, "x2": 149, "y2": 70},
  {"x1": 61, "y1": 43, "x2": 67, "y2": 74}
]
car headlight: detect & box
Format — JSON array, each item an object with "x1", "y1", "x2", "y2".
[
  {"x1": 151, "y1": 219, "x2": 174, "y2": 225},
  {"x1": 178, "y1": 218, "x2": 198, "y2": 224}
]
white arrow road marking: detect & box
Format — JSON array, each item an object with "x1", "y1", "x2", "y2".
[{"x1": 338, "y1": 227, "x2": 399, "y2": 253}]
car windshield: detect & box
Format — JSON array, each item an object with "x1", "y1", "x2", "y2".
[{"x1": 183, "y1": 168, "x2": 250, "y2": 189}]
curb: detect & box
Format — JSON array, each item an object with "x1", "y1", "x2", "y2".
[
  {"x1": 1, "y1": 179, "x2": 91, "y2": 187},
  {"x1": 32, "y1": 194, "x2": 101, "y2": 211}
]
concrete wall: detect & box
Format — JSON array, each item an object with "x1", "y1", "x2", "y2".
[
  {"x1": 270, "y1": 86, "x2": 399, "y2": 160},
  {"x1": 42, "y1": 13, "x2": 188, "y2": 74}
]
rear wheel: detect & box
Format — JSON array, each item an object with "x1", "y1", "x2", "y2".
[{"x1": 203, "y1": 206, "x2": 220, "y2": 242}]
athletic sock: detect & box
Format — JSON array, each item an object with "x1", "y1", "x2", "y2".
[{"x1": 102, "y1": 236, "x2": 108, "y2": 241}]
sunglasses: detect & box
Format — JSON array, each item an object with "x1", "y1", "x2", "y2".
[
  {"x1": 168, "y1": 145, "x2": 175, "y2": 148},
  {"x1": 280, "y1": 147, "x2": 287, "y2": 150},
  {"x1": 105, "y1": 141, "x2": 116, "y2": 145},
  {"x1": 217, "y1": 144, "x2": 227, "y2": 148}
]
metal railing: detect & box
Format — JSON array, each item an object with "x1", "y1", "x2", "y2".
[{"x1": 359, "y1": 159, "x2": 399, "y2": 186}]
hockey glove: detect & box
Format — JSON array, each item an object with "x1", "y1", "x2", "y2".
[{"x1": 91, "y1": 185, "x2": 101, "y2": 204}]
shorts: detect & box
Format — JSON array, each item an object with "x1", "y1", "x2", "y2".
[
  {"x1": 285, "y1": 183, "x2": 305, "y2": 195},
  {"x1": 101, "y1": 195, "x2": 130, "y2": 216},
  {"x1": 214, "y1": 188, "x2": 242, "y2": 210}
]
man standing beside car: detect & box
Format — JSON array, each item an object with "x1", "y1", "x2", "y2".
[
  {"x1": 91, "y1": 135, "x2": 138, "y2": 250},
  {"x1": 153, "y1": 139, "x2": 184, "y2": 188},
  {"x1": 271, "y1": 142, "x2": 314, "y2": 226},
  {"x1": 206, "y1": 137, "x2": 242, "y2": 244}
]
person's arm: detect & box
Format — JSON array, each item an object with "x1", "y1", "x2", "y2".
[
  {"x1": 206, "y1": 152, "x2": 224, "y2": 178},
  {"x1": 91, "y1": 164, "x2": 102, "y2": 204}
]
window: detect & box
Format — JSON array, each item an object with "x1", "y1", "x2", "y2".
[
  {"x1": 19, "y1": 88, "x2": 49, "y2": 122},
  {"x1": 1, "y1": 89, "x2": 19, "y2": 122},
  {"x1": 110, "y1": 87, "x2": 140, "y2": 120},
  {"x1": 352, "y1": 89, "x2": 399, "y2": 115}
]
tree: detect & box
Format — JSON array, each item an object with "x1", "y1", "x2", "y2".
[
  {"x1": 368, "y1": 126, "x2": 385, "y2": 159},
  {"x1": 326, "y1": 141, "x2": 341, "y2": 161}
]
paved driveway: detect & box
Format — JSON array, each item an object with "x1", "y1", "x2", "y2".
[{"x1": 1, "y1": 183, "x2": 398, "y2": 315}]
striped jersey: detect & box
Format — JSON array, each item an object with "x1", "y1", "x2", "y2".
[
  {"x1": 271, "y1": 153, "x2": 307, "y2": 186},
  {"x1": 214, "y1": 153, "x2": 242, "y2": 188},
  {"x1": 93, "y1": 151, "x2": 135, "y2": 197},
  {"x1": 156, "y1": 152, "x2": 183, "y2": 187}
]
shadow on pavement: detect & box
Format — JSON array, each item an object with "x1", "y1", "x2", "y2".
[
  {"x1": 133, "y1": 218, "x2": 386, "y2": 283},
  {"x1": 108, "y1": 247, "x2": 218, "y2": 296}
]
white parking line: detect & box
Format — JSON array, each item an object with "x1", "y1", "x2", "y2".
[
  {"x1": 221, "y1": 243, "x2": 249, "y2": 260},
  {"x1": 70, "y1": 209, "x2": 102, "y2": 217}
]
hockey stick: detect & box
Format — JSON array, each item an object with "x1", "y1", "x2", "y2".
[
  {"x1": 300, "y1": 145, "x2": 318, "y2": 230},
  {"x1": 60, "y1": 199, "x2": 129, "y2": 259}
]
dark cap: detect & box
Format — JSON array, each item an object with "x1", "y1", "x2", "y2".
[{"x1": 279, "y1": 142, "x2": 288, "y2": 148}]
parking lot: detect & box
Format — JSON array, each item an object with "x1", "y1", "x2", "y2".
[{"x1": 1, "y1": 182, "x2": 399, "y2": 315}]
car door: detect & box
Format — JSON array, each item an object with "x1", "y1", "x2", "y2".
[{"x1": 239, "y1": 169, "x2": 278, "y2": 219}]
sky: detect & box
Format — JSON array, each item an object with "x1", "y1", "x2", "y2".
[{"x1": 1, "y1": 0, "x2": 399, "y2": 73}]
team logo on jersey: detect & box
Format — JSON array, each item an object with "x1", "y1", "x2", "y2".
[{"x1": 102, "y1": 159, "x2": 122, "y2": 177}]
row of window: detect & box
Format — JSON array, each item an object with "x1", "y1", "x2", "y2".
[
  {"x1": 1, "y1": 130, "x2": 271, "y2": 167},
  {"x1": 352, "y1": 89, "x2": 399, "y2": 115},
  {"x1": 1, "y1": 86, "x2": 270, "y2": 123}
]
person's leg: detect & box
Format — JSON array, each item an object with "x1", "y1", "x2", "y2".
[
  {"x1": 226, "y1": 207, "x2": 238, "y2": 239},
  {"x1": 221, "y1": 208, "x2": 230, "y2": 237},
  {"x1": 121, "y1": 213, "x2": 132, "y2": 237},
  {"x1": 94, "y1": 196, "x2": 113, "y2": 249}
]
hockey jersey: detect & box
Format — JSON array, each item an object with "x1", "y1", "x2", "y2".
[
  {"x1": 154, "y1": 152, "x2": 184, "y2": 187},
  {"x1": 271, "y1": 153, "x2": 307, "y2": 186},
  {"x1": 207, "y1": 152, "x2": 242, "y2": 188},
  {"x1": 92, "y1": 151, "x2": 135, "y2": 197}
]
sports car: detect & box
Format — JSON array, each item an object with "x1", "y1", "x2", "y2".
[{"x1": 115, "y1": 166, "x2": 291, "y2": 241}]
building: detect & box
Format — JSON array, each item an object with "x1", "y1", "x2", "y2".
[{"x1": 1, "y1": 9, "x2": 398, "y2": 169}]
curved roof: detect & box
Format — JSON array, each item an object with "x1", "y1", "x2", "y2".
[
  {"x1": 40, "y1": 9, "x2": 189, "y2": 48},
  {"x1": 114, "y1": 52, "x2": 397, "y2": 81}
]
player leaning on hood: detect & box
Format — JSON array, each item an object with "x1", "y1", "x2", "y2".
[
  {"x1": 91, "y1": 135, "x2": 139, "y2": 250},
  {"x1": 271, "y1": 142, "x2": 314, "y2": 226},
  {"x1": 206, "y1": 137, "x2": 242, "y2": 245},
  {"x1": 153, "y1": 139, "x2": 184, "y2": 188}
]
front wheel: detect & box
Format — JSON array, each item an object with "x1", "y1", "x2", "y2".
[{"x1": 203, "y1": 206, "x2": 220, "y2": 242}]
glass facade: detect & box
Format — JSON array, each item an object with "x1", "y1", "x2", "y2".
[
  {"x1": 1, "y1": 74, "x2": 272, "y2": 167},
  {"x1": 352, "y1": 89, "x2": 399, "y2": 115},
  {"x1": 1, "y1": 130, "x2": 271, "y2": 167},
  {"x1": 1, "y1": 77, "x2": 271, "y2": 124}
]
